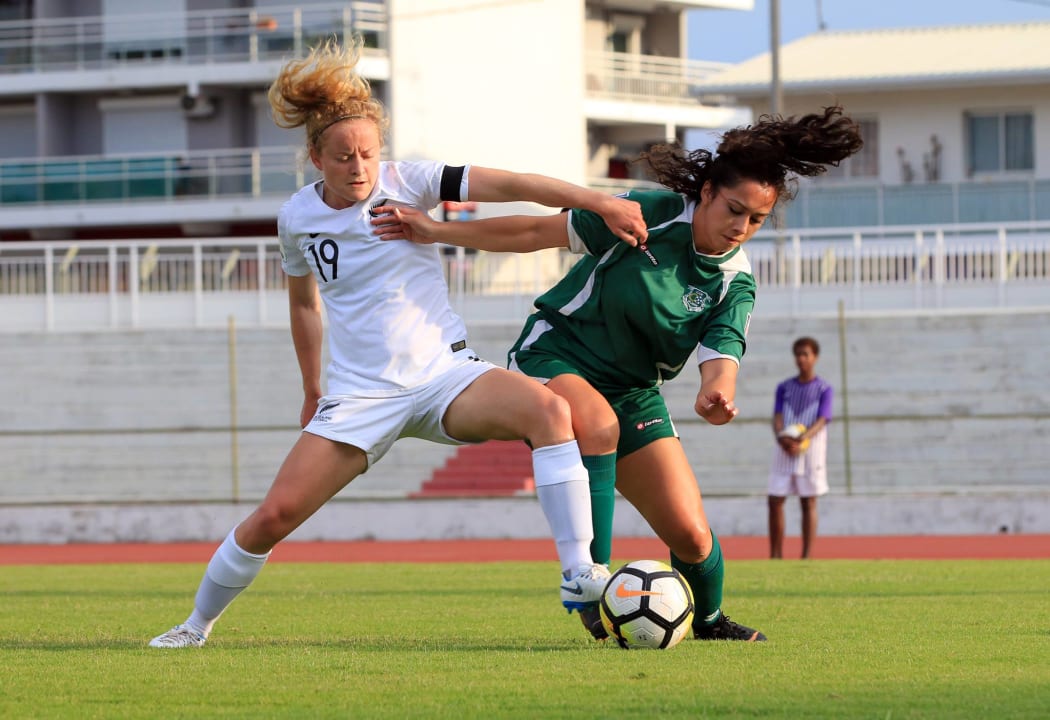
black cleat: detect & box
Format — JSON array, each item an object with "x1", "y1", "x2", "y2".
[
  {"x1": 578, "y1": 603, "x2": 608, "y2": 640},
  {"x1": 693, "y1": 614, "x2": 767, "y2": 642}
]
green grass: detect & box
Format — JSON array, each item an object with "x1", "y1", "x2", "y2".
[{"x1": 1, "y1": 559, "x2": 1048, "y2": 719}]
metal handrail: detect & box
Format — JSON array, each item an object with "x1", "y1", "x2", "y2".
[
  {"x1": 0, "y1": 146, "x2": 318, "y2": 207},
  {"x1": 0, "y1": 1, "x2": 386, "y2": 73},
  {"x1": 589, "y1": 176, "x2": 1050, "y2": 229},
  {"x1": 584, "y1": 50, "x2": 729, "y2": 104}
]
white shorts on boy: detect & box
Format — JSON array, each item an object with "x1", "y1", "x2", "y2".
[{"x1": 767, "y1": 469, "x2": 828, "y2": 498}]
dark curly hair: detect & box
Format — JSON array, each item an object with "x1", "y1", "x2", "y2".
[{"x1": 639, "y1": 105, "x2": 864, "y2": 205}]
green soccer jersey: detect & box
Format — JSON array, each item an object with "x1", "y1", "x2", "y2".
[{"x1": 533, "y1": 189, "x2": 755, "y2": 390}]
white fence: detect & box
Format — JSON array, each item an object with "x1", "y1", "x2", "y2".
[
  {"x1": 748, "y1": 221, "x2": 1050, "y2": 313},
  {"x1": 1, "y1": 221, "x2": 1049, "y2": 332}
]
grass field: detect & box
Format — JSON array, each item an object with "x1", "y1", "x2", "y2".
[{"x1": 1, "y1": 559, "x2": 1047, "y2": 719}]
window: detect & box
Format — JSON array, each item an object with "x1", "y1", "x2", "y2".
[
  {"x1": 607, "y1": 13, "x2": 643, "y2": 54},
  {"x1": 966, "y1": 111, "x2": 1034, "y2": 175},
  {"x1": 99, "y1": 96, "x2": 187, "y2": 154},
  {"x1": 823, "y1": 118, "x2": 878, "y2": 180},
  {"x1": 0, "y1": 0, "x2": 32, "y2": 23}
]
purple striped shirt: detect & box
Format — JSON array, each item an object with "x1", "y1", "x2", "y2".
[{"x1": 773, "y1": 376, "x2": 833, "y2": 428}]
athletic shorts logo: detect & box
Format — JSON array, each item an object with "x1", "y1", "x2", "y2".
[
  {"x1": 635, "y1": 417, "x2": 665, "y2": 430},
  {"x1": 314, "y1": 401, "x2": 339, "y2": 423},
  {"x1": 682, "y1": 285, "x2": 711, "y2": 313}
]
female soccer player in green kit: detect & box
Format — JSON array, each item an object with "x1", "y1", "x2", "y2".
[{"x1": 374, "y1": 106, "x2": 864, "y2": 642}]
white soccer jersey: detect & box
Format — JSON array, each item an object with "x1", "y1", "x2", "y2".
[{"x1": 278, "y1": 160, "x2": 472, "y2": 395}]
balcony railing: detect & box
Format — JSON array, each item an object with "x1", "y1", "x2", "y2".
[
  {"x1": 0, "y1": 1, "x2": 386, "y2": 73},
  {"x1": 786, "y1": 179, "x2": 1050, "y2": 228},
  {"x1": 1, "y1": 221, "x2": 1048, "y2": 332},
  {"x1": 4, "y1": 151, "x2": 1050, "y2": 234},
  {"x1": 0, "y1": 147, "x2": 315, "y2": 207},
  {"x1": 585, "y1": 51, "x2": 729, "y2": 104},
  {"x1": 590, "y1": 176, "x2": 1050, "y2": 228}
]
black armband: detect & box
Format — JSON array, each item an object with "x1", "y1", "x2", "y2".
[{"x1": 440, "y1": 165, "x2": 466, "y2": 202}]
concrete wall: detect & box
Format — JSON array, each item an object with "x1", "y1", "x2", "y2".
[
  {"x1": 3, "y1": 493, "x2": 1047, "y2": 544},
  {"x1": 1, "y1": 307, "x2": 1048, "y2": 540},
  {"x1": 0, "y1": 326, "x2": 455, "y2": 502}
]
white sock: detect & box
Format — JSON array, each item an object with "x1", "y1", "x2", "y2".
[
  {"x1": 185, "y1": 528, "x2": 269, "y2": 636},
  {"x1": 531, "y1": 440, "x2": 594, "y2": 576}
]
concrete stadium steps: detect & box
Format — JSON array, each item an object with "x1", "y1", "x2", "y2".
[
  {"x1": 673, "y1": 415, "x2": 1050, "y2": 496},
  {"x1": 3, "y1": 307, "x2": 1049, "y2": 502},
  {"x1": 412, "y1": 440, "x2": 534, "y2": 497}
]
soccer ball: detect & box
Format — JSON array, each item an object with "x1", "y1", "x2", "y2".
[
  {"x1": 778, "y1": 423, "x2": 810, "y2": 451},
  {"x1": 599, "y1": 560, "x2": 694, "y2": 649}
]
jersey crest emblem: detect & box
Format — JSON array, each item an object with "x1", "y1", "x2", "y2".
[
  {"x1": 682, "y1": 285, "x2": 712, "y2": 313},
  {"x1": 368, "y1": 197, "x2": 391, "y2": 218}
]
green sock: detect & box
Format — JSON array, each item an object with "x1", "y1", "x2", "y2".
[
  {"x1": 582, "y1": 453, "x2": 616, "y2": 566},
  {"x1": 670, "y1": 531, "x2": 724, "y2": 630}
]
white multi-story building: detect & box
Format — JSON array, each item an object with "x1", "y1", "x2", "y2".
[
  {"x1": 0, "y1": 0, "x2": 751, "y2": 241},
  {"x1": 3, "y1": 6, "x2": 1046, "y2": 334}
]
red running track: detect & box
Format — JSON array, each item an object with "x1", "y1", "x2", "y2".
[{"x1": 1, "y1": 535, "x2": 1048, "y2": 565}]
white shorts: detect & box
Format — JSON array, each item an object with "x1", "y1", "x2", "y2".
[
  {"x1": 303, "y1": 355, "x2": 498, "y2": 469},
  {"x1": 768, "y1": 468, "x2": 828, "y2": 498}
]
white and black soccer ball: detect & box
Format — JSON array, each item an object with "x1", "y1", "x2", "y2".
[{"x1": 599, "y1": 559, "x2": 694, "y2": 649}]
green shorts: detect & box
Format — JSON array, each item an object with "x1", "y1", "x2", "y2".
[{"x1": 509, "y1": 316, "x2": 678, "y2": 457}]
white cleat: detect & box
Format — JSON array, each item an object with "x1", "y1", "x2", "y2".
[
  {"x1": 148, "y1": 624, "x2": 207, "y2": 648},
  {"x1": 560, "y1": 563, "x2": 612, "y2": 613}
]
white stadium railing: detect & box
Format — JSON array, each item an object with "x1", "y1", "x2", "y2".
[
  {"x1": 747, "y1": 221, "x2": 1050, "y2": 312},
  {"x1": 1, "y1": 221, "x2": 1049, "y2": 332}
]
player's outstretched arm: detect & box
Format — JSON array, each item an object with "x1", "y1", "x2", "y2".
[
  {"x1": 466, "y1": 166, "x2": 647, "y2": 246},
  {"x1": 695, "y1": 358, "x2": 740, "y2": 426},
  {"x1": 372, "y1": 165, "x2": 648, "y2": 253},
  {"x1": 372, "y1": 206, "x2": 570, "y2": 253}
]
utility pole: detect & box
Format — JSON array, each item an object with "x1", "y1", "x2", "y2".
[
  {"x1": 771, "y1": 0, "x2": 785, "y2": 278},
  {"x1": 770, "y1": 0, "x2": 783, "y2": 116}
]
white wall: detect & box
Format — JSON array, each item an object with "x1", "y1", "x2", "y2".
[
  {"x1": 5, "y1": 492, "x2": 1048, "y2": 544},
  {"x1": 758, "y1": 83, "x2": 1050, "y2": 184},
  {"x1": 388, "y1": 0, "x2": 587, "y2": 184}
]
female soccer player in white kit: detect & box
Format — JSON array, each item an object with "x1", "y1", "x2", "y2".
[{"x1": 149, "y1": 39, "x2": 647, "y2": 648}]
